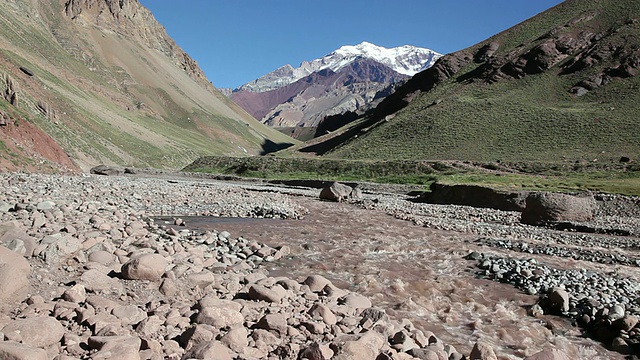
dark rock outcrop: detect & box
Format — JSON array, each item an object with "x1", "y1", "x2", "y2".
[
  {"x1": 90, "y1": 165, "x2": 124, "y2": 176},
  {"x1": 3, "y1": 74, "x2": 18, "y2": 106},
  {"x1": 19, "y1": 66, "x2": 33, "y2": 77},
  {"x1": 521, "y1": 192, "x2": 597, "y2": 225},
  {"x1": 0, "y1": 109, "x2": 11, "y2": 126},
  {"x1": 418, "y1": 183, "x2": 529, "y2": 212}
]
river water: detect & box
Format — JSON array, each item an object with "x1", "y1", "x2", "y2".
[{"x1": 162, "y1": 197, "x2": 622, "y2": 359}]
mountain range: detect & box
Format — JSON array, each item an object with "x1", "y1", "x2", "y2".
[
  {"x1": 288, "y1": 0, "x2": 640, "y2": 164},
  {"x1": 0, "y1": 0, "x2": 293, "y2": 172},
  {"x1": 227, "y1": 42, "x2": 441, "y2": 138},
  {"x1": 1, "y1": 0, "x2": 638, "y2": 173}
]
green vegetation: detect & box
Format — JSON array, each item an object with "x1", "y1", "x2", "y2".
[
  {"x1": 316, "y1": 0, "x2": 640, "y2": 164},
  {"x1": 185, "y1": 156, "x2": 448, "y2": 185},
  {"x1": 185, "y1": 156, "x2": 640, "y2": 196},
  {"x1": 439, "y1": 172, "x2": 640, "y2": 196}
]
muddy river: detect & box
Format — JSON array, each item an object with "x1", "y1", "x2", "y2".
[{"x1": 164, "y1": 196, "x2": 621, "y2": 359}]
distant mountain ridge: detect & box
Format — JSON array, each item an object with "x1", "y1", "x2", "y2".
[
  {"x1": 227, "y1": 42, "x2": 442, "y2": 134},
  {"x1": 234, "y1": 42, "x2": 441, "y2": 93}
]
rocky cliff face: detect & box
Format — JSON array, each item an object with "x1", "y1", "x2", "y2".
[{"x1": 64, "y1": 0, "x2": 212, "y2": 90}]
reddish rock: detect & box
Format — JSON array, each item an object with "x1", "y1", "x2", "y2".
[
  {"x1": 525, "y1": 349, "x2": 571, "y2": 360},
  {"x1": 121, "y1": 253, "x2": 167, "y2": 281},
  {"x1": 0, "y1": 245, "x2": 30, "y2": 310},
  {"x1": 0, "y1": 341, "x2": 48, "y2": 360},
  {"x1": 304, "y1": 274, "x2": 332, "y2": 292},
  {"x1": 1, "y1": 316, "x2": 65, "y2": 348},
  {"x1": 470, "y1": 341, "x2": 498, "y2": 360},
  {"x1": 88, "y1": 335, "x2": 142, "y2": 360},
  {"x1": 194, "y1": 306, "x2": 244, "y2": 329}
]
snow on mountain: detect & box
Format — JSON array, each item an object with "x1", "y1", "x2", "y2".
[{"x1": 236, "y1": 41, "x2": 442, "y2": 93}]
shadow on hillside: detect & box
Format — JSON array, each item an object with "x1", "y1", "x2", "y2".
[{"x1": 260, "y1": 139, "x2": 294, "y2": 155}]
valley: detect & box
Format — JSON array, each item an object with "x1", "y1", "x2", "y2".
[{"x1": 0, "y1": 0, "x2": 639, "y2": 359}]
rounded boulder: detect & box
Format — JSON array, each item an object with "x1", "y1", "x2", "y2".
[{"x1": 121, "y1": 253, "x2": 167, "y2": 281}]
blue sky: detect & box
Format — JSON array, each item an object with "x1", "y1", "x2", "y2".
[{"x1": 139, "y1": 0, "x2": 564, "y2": 89}]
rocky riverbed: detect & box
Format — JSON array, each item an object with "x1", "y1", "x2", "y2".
[{"x1": 0, "y1": 172, "x2": 638, "y2": 359}]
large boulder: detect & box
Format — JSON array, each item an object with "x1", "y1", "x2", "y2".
[
  {"x1": 0, "y1": 245, "x2": 30, "y2": 310},
  {"x1": 521, "y1": 192, "x2": 597, "y2": 225},
  {"x1": 1, "y1": 316, "x2": 65, "y2": 347},
  {"x1": 121, "y1": 253, "x2": 167, "y2": 281},
  {"x1": 0, "y1": 341, "x2": 48, "y2": 360},
  {"x1": 88, "y1": 336, "x2": 142, "y2": 360},
  {"x1": 543, "y1": 287, "x2": 570, "y2": 314},
  {"x1": 470, "y1": 341, "x2": 498, "y2": 360},
  {"x1": 90, "y1": 165, "x2": 124, "y2": 176},
  {"x1": 319, "y1": 182, "x2": 360, "y2": 202},
  {"x1": 420, "y1": 183, "x2": 529, "y2": 211}
]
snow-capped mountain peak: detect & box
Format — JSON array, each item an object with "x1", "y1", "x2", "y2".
[{"x1": 236, "y1": 41, "x2": 442, "y2": 93}]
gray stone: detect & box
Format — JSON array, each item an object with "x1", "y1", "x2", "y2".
[
  {"x1": 220, "y1": 326, "x2": 248, "y2": 352},
  {"x1": 90, "y1": 165, "x2": 124, "y2": 176},
  {"x1": 304, "y1": 274, "x2": 332, "y2": 292},
  {"x1": 309, "y1": 303, "x2": 337, "y2": 325},
  {"x1": 319, "y1": 182, "x2": 353, "y2": 202},
  {"x1": 88, "y1": 335, "x2": 142, "y2": 360},
  {"x1": 248, "y1": 284, "x2": 284, "y2": 303},
  {"x1": 36, "y1": 200, "x2": 56, "y2": 211},
  {"x1": 63, "y1": 284, "x2": 87, "y2": 303},
  {"x1": 81, "y1": 269, "x2": 124, "y2": 294},
  {"x1": 184, "y1": 341, "x2": 232, "y2": 360},
  {"x1": 88, "y1": 250, "x2": 114, "y2": 265},
  {"x1": 547, "y1": 287, "x2": 570, "y2": 313},
  {"x1": 340, "y1": 293, "x2": 372, "y2": 310},
  {"x1": 40, "y1": 235, "x2": 82, "y2": 264},
  {"x1": 521, "y1": 192, "x2": 597, "y2": 225},
  {"x1": 194, "y1": 306, "x2": 244, "y2": 329},
  {"x1": 256, "y1": 313, "x2": 288, "y2": 334}
]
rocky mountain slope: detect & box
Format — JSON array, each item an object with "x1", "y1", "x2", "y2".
[
  {"x1": 228, "y1": 42, "x2": 441, "y2": 137},
  {"x1": 294, "y1": 0, "x2": 640, "y2": 163},
  {"x1": 0, "y1": 0, "x2": 294, "y2": 172}
]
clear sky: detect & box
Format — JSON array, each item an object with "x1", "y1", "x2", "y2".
[{"x1": 138, "y1": 0, "x2": 564, "y2": 89}]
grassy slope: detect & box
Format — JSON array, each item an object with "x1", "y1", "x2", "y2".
[
  {"x1": 323, "y1": 0, "x2": 640, "y2": 163},
  {"x1": 0, "y1": 0, "x2": 296, "y2": 171}
]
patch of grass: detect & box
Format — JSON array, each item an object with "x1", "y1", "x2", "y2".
[
  {"x1": 186, "y1": 156, "x2": 448, "y2": 185},
  {"x1": 186, "y1": 156, "x2": 640, "y2": 196},
  {"x1": 438, "y1": 172, "x2": 640, "y2": 196}
]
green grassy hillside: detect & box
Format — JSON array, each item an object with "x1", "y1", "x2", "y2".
[
  {"x1": 0, "y1": 0, "x2": 295, "y2": 171},
  {"x1": 313, "y1": 0, "x2": 640, "y2": 164}
]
